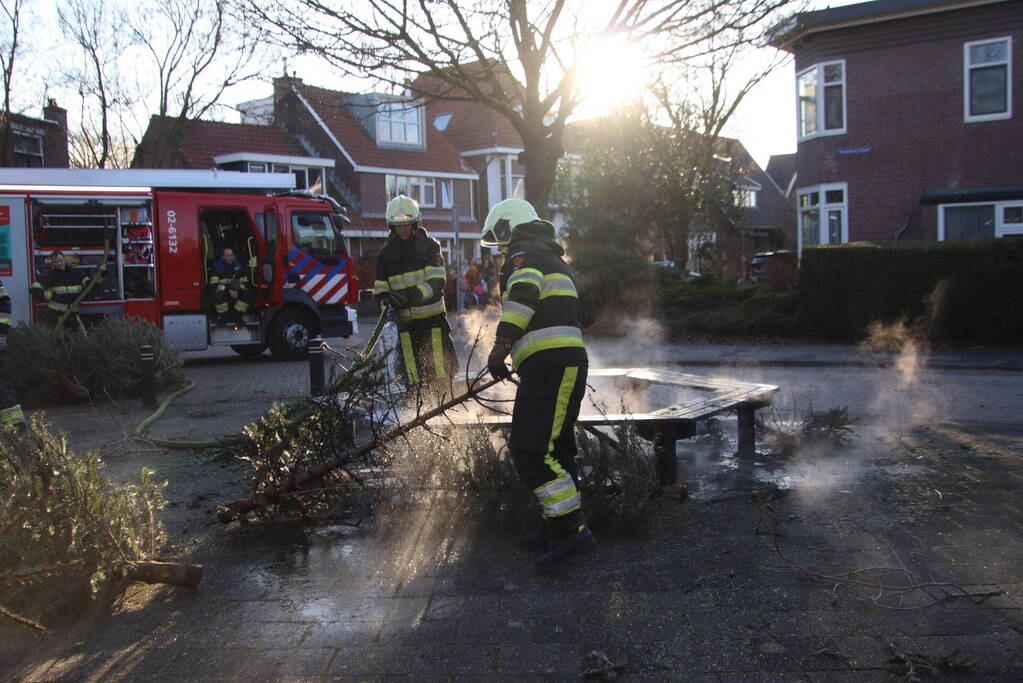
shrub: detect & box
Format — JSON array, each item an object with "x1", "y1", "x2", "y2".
[
  {"x1": 570, "y1": 246, "x2": 658, "y2": 328},
  {"x1": 8, "y1": 317, "x2": 184, "y2": 406},
  {"x1": 798, "y1": 239, "x2": 1023, "y2": 342}
]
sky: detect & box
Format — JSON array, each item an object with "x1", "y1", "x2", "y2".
[{"x1": 15, "y1": 0, "x2": 864, "y2": 172}]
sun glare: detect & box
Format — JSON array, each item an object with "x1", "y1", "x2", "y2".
[{"x1": 573, "y1": 36, "x2": 648, "y2": 117}]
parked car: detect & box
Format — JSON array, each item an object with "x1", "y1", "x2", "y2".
[{"x1": 747, "y1": 250, "x2": 796, "y2": 291}]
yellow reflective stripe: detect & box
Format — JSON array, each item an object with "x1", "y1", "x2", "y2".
[
  {"x1": 48, "y1": 302, "x2": 70, "y2": 312},
  {"x1": 374, "y1": 279, "x2": 391, "y2": 294},
  {"x1": 215, "y1": 302, "x2": 229, "y2": 313},
  {"x1": 507, "y1": 268, "x2": 543, "y2": 292},
  {"x1": 400, "y1": 331, "x2": 418, "y2": 384},
  {"x1": 0, "y1": 316, "x2": 10, "y2": 325},
  {"x1": 540, "y1": 273, "x2": 578, "y2": 299},
  {"x1": 425, "y1": 265, "x2": 445, "y2": 280},
  {"x1": 51, "y1": 285, "x2": 82, "y2": 294},
  {"x1": 388, "y1": 268, "x2": 429, "y2": 289},
  {"x1": 235, "y1": 300, "x2": 250, "y2": 312},
  {"x1": 0, "y1": 405, "x2": 24, "y2": 423},
  {"x1": 208, "y1": 276, "x2": 222, "y2": 285},
  {"x1": 534, "y1": 473, "x2": 575, "y2": 501},
  {"x1": 417, "y1": 282, "x2": 433, "y2": 300},
  {"x1": 510, "y1": 326, "x2": 584, "y2": 369},
  {"x1": 540, "y1": 365, "x2": 582, "y2": 518},
  {"x1": 398, "y1": 298, "x2": 445, "y2": 321},
  {"x1": 500, "y1": 311, "x2": 530, "y2": 330},
  {"x1": 431, "y1": 326, "x2": 446, "y2": 379},
  {"x1": 500, "y1": 300, "x2": 534, "y2": 330}
]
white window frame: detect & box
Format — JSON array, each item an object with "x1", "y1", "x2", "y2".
[
  {"x1": 12, "y1": 131, "x2": 43, "y2": 166},
  {"x1": 937, "y1": 200, "x2": 1023, "y2": 240},
  {"x1": 247, "y1": 162, "x2": 267, "y2": 173},
  {"x1": 796, "y1": 59, "x2": 847, "y2": 141},
  {"x1": 385, "y1": 174, "x2": 436, "y2": 208},
  {"x1": 500, "y1": 155, "x2": 524, "y2": 200},
  {"x1": 439, "y1": 179, "x2": 453, "y2": 208},
  {"x1": 796, "y1": 182, "x2": 848, "y2": 253},
  {"x1": 377, "y1": 101, "x2": 423, "y2": 145},
  {"x1": 964, "y1": 37, "x2": 1012, "y2": 123}
]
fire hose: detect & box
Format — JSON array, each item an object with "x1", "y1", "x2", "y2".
[{"x1": 132, "y1": 304, "x2": 394, "y2": 450}]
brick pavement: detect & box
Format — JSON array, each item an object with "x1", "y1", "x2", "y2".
[{"x1": 3, "y1": 321, "x2": 1023, "y2": 680}]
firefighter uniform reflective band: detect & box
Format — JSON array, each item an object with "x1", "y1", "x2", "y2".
[
  {"x1": 31, "y1": 267, "x2": 101, "y2": 315},
  {"x1": 0, "y1": 404, "x2": 23, "y2": 425},
  {"x1": 375, "y1": 265, "x2": 446, "y2": 322}
]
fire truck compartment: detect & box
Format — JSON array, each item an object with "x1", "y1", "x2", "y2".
[{"x1": 163, "y1": 314, "x2": 209, "y2": 351}]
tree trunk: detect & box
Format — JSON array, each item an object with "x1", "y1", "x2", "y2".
[
  {"x1": 130, "y1": 561, "x2": 204, "y2": 589},
  {"x1": 520, "y1": 137, "x2": 564, "y2": 212}
]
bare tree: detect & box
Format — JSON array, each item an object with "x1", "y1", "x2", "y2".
[
  {"x1": 0, "y1": 0, "x2": 25, "y2": 165},
  {"x1": 242, "y1": 0, "x2": 792, "y2": 208},
  {"x1": 130, "y1": 0, "x2": 264, "y2": 167},
  {"x1": 58, "y1": 0, "x2": 136, "y2": 168}
]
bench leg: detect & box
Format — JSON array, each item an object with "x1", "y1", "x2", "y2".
[
  {"x1": 655, "y1": 429, "x2": 678, "y2": 486},
  {"x1": 736, "y1": 405, "x2": 756, "y2": 458}
]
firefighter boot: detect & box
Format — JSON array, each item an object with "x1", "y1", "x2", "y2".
[{"x1": 533, "y1": 522, "x2": 597, "y2": 575}]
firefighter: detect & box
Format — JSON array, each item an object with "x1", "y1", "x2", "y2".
[
  {"x1": 483, "y1": 197, "x2": 595, "y2": 574},
  {"x1": 0, "y1": 279, "x2": 25, "y2": 434},
  {"x1": 210, "y1": 247, "x2": 253, "y2": 325},
  {"x1": 30, "y1": 250, "x2": 106, "y2": 331},
  {"x1": 374, "y1": 195, "x2": 457, "y2": 396}
]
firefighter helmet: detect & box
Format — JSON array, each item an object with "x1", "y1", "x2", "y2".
[
  {"x1": 386, "y1": 195, "x2": 421, "y2": 227},
  {"x1": 481, "y1": 198, "x2": 538, "y2": 247}
]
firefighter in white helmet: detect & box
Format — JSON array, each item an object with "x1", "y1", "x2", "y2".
[
  {"x1": 482, "y1": 197, "x2": 595, "y2": 574},
  {"x1": 374, "y1": 195, "x2": 457, "y2": 395}
]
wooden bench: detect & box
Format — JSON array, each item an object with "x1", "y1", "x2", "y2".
[{"x1": 441, "y1": 368, "x2": 779, "y2": 485}]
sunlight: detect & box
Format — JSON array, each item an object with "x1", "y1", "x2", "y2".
[{"x1": 573, "y1": 35, "x2": 649, "y2": 117}]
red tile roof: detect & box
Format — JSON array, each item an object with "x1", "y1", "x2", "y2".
[
  {"x1": 136, "y1": 116, "x2": 309, "y2": 169},
  {"x1": 296, "y1": 84, "x2": 472, "y2": 175}
]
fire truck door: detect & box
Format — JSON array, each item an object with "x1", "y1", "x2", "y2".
[{"x1": 257, "y1": 207, "x2": 279, "y2": 290}]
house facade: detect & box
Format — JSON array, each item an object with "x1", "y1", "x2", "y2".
[
  {"x1": 772, "y1": 0, "x2": 1023, "y2": 252},
  {"x1": 1, "y1": 100, "x2": 69, "y2": 168}
]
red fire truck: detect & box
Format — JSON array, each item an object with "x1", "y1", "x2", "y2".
[{"x1": 0, "y1": 169, "x2": 359, "y2": 359}]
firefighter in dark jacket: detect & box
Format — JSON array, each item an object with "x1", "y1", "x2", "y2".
[
  {"x1": 374, "y1": 195, "x2": 458, "y2": 394},
  {"x1": 30, "y1": 250, "x2": 106, "y2": 330},
  {"x1": 483, "y1": 198, "x2": 596, "y2": 574},
  {"x1": 210, "y1": 247, "x2": 254, "y2": 324},
  {"x1": 0, "y1": 280, "x2": 25, "y2": 432}
]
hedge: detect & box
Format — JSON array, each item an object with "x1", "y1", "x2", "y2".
[{"x1": 797, "y1": 239, "x2": 1023, "y2": 342}]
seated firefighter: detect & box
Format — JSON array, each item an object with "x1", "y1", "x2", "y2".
[
  {"x1": 209, "y1": 247, "x2": 253, "y2": 324},
  {"x1": 30, "y1": 250, "x2": 107, "y2": 331}
]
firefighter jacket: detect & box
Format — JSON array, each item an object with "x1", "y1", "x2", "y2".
[
  {"x1": 210, "y1": 259, "x2": 250, "y2": 289},
  {"x1": 30, "y1": 265, "x2": 104, "y2": 313},
  {"x1": 496, "y1": 220, "x2": 586, "y2": 371},
  {"x1": 373, "y1": 228, "x2": 447, "y2": 326}
]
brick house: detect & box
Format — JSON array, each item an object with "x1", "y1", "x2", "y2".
[
  {"x1": 771, "y1": 0, "x2": 1023, "y2": 252},
  {"x1": 0, "y1": 100, "x2": 69, "y2": 168}
]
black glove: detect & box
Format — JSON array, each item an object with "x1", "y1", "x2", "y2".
[
  {"x1": 487, "y1": 342, "x2": 512, "y2": 380},
  {"x1": 389, "y1": 288, "x2": 412, "y2": 308}
]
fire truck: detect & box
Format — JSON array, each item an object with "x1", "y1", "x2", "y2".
[{"x1": 0, "y1": 169, "x2": 359, "y2": 359}]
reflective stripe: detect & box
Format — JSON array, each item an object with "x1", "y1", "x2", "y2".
[
  {"x1": 400, "y1": 331, "x2": 418, "y2": 384},
  {"x1": 431, "y1": 326, "x2": 446, "y2": 379},
  {"x1": 510, "y1": 326, "x2": 584, "y2": 369},
  {"x1": 507, "y1": 267, "x2": 543, "y2": 292},
  {"x1": 388, "y1": 267, "x2": 429, "y2": 289},
  {"x1": 51, "y1": 285, "x2": 82, "y2": 294},
  {"x1": 48, "y1": 302, "x2": 72, "y2": 312},
  {"x1": 540, "y1": 273, "x2": 578, "y2": 299},
  {"x1": 538, "y1": 365, "x2": 582, "y2": 518},
  {"x1": 0, "y1": 404, "x2": 24, "y2": 424},
  {"x1": 215, "y1": 302, "x2": 229, "y2": 313},
  {"x1": 425, "y1": 265, "x2": 445, "y2": 280},
  {"x1": 374, "y1": 279, "x2": 391, "y2": 294},
  {"x1": 209, "y1": 276, "x2": 222, "y2": 285},
  {"x1": 500, "y1": 300, "x2": 534, "y2": 331},
  {"x1": 544, "y1": 493, "x2": 582, "y2": 517},
  {"x1": 0, "y1": 316, "x2": 10, "y2": 326},
  {"x1": 398, "y1": 298, "x2": 445, "y2": 321},
  {"x1": 534, "y1": 473, "x2": 575, "y2": 501},
  {"x1": 235, "y1": 300, "x2": 250, "y2": 312},
  {"x1": 416, "y1": 282, "x2": 433, "y2": 300}
]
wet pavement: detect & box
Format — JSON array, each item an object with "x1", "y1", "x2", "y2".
[{"x1": 3, "y1": 317, "x2": 1023, "y2": 681}]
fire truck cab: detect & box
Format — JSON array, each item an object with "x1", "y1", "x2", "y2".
[{"x1": 0, "y1": 169, "x2": 359, "y2": 360}]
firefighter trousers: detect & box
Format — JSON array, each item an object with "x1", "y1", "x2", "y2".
[
  {"x1": 509, "y1": 349, "x2": 589, "y2": 538},
  {"x1": 396, "y1": 316, "x2": 458, "y2": 391}
]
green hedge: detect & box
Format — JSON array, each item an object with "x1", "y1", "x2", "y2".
[{"x1": 797, "y1": 239, "x2": 1023, "y2": 342}]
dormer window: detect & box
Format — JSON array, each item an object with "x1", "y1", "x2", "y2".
[{"x1": 377, "y1": 101, "x2": 423, "y2": 145}]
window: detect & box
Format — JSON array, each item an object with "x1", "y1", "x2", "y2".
[
  {"x1": 247, "y1": 162, "x2": 267, "y2": 173},
  {"x1": 797, "y1": 183, "x2": 847, "y2": 250},
  {"x1": 291, "y1": 210, "x2": 341, "y2": 260},
  {"x1": 964, "y1": 37, "x2": 1011, "y2": 122},
  {"x1": 797, "y1": 60, "x2": 846, "y2": 140},
  {"x1": 939, "y1": 201, "x2": 1023, "y2": 240},
  {"x1": 386, "y1": 175, "x2": 436, "y2": 207},
  {"x1": 377, "y1": 101, "x2": 423, "y2": 145},
  {"x1": 440, "y1": 179, "x2": 453, "y2": 208},
  {"x1": 12, "y1": 132, "x2": 43, "y2": 167},
  {"x1": 500, "y1": 156, "x2": 525, "y2": 200}
]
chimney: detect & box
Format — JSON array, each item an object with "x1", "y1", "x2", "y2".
[
  {"x1": 43, "y1": 99, "x2": 70, "y2": 168},
  {"x1": 43, "y1": 99, "x2": 67, "y2": 130}
]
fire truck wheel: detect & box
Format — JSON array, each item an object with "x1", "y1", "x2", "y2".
[
  {"x1": 268, "y1": 309, "x2": 315, "y2": 360},
  {"x1": 230, "y1": 344, "x2": 266, "y2": 357}
]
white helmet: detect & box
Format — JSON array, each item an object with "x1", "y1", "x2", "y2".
[
  {"x1": 386, "y1": 195, "x2": 421, "y2": 227},
  {"x1": 481, "y1": 198, "x2": 538, "y2": 247}
]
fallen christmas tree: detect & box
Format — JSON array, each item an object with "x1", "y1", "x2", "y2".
[{"x1": 1, "y1": 418, "x2": 202, "y2": 632}]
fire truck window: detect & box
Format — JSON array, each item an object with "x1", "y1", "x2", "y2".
[
  {"x1": 292, "y1": 210, "x2": 339, "y2": 262},
  {"x1": 198, "y1": 209, "x2": 256, "y2": 264}
]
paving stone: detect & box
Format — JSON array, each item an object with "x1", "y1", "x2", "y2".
[
  {"x1": 222, "y1": 620, "x2": 312, "y2": 649},
  {"x1": 412, "y1": 643, "x2": 499, "y2": 676},
  {"x1": 243, "y1": 648, "x2": 337, "y2": 678},
  {"x1": 326, "y1": 644, "x2": 418, "y2": 676}
]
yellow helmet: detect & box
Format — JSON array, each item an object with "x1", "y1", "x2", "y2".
[
  {"x1": 386, "y1": 195, "x2": 421, "y2": 227},
  {"x1": 481, "y1": 198, "x2": 538, "y2": 247}
]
